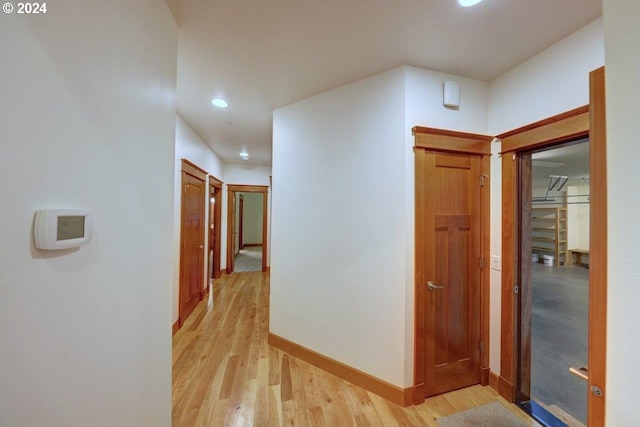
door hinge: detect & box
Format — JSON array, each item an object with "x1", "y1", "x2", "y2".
[
  {"x1": 479, "y1": 340, "x2": 484, "y2": 354},
  {"x1": 514, "y1": 285, "x2": 519, "y2": 294},
  {"x1": 479, "y1": 257, "x2": 485, "y2": 269},
  {"x1": 479, "y1": 174, "x2": 487, "y2": 187}
]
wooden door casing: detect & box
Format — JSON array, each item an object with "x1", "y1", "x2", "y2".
[
  {"x1": 226, "y1": 185, "x2": 269, "y2": 273},
  {"x1": 518, "y1": 153, "x2": 533, "y2": 401},
  {"x1": 413, "y1": 127, "x2": 492, "y2": 404},
  {"x1": 208, "y1": 176, "x2": 223, "y2": 281},
  {"x1": 497, "y1": 67, "x2": 607, "y2": 425},
  {"x1": 179, "y1": 171, "x2": 205, "y2": 326}
]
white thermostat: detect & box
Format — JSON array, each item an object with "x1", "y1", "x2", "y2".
[{"x1": 34, "y1": 209, "x2": 93, "y2": 250}]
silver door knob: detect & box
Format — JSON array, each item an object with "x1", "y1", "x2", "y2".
[{"x1": 427, "y1": 281, "x2": 444, "y2": 290}]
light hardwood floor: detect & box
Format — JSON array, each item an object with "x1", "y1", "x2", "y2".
[{"x1": 172, "y1": 272, "x2": 537, "y2": 427}]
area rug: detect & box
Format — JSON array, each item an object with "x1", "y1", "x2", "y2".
[{"x1": 437, "y1": 401, "x2": 533, "y2": 427}]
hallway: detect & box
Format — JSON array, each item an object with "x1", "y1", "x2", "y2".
[
  {"x1": 172, "y1": 272, "x2": 535, "y2": 426},
  {"x1": 233, "y1": 246, "x2": 263, "y2": 272}
]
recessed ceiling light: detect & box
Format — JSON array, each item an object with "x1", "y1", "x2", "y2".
[
  {"x1": 458, "y1": 0, "x2": 483, "y2": 7},
  {"x1": 211, "y1": 98, "x2": 228, "y2": 108}
]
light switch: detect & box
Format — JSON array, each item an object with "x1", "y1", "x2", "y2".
[{"x1": 491, "y1": 255, "x2": 501, "y2": 271}]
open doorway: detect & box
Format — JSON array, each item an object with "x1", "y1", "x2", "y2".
[
  {"x1": 232, "y1": 192, "x2": 264, "y2": 272},
  {"x1": 499, "y1": 66, "x2": 607, "y2": 427},
  {"x1": 517, "y1": 140, "x2": 590, "y2": 427},
  {"x1": 226, "y1": 185, "x2": 268, "y2": 273}
]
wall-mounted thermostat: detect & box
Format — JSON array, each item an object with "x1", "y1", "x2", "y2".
[{"x1": 34, "y1": 209, "x2": 93, "y2": 250}]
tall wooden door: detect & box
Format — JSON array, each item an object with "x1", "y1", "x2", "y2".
[
  {"x1": 179, "y1": 171, "x2": 205, "y2": 325},
  {"x1": 208, "y1": 181, "x2": 222, "y2": 281},
  {"x1": 207, "y1": 184, "x2": 219, "y2": 279},
  {"x1": 227, "y1": 190, "x2": 236, "y2": 273},
  {"x1": 417, "y1": 150, "x2": 483, "y2": 397},
  {"x1": 238, "y1": 194, "x2": 244, "y2": 250}
]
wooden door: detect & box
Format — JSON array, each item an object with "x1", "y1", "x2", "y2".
[
  {"x1": 227, "y1": 190, "x2": 236, "y2": 273},
  {"x1": 179, "y1": 171, "x2": 205, "y2": 325},
  {"x1": 588, "y1": 66, "x2": 607, "y2": 427},
  {"x1": 238, "y1": 194, "x2": 244, "y2": 250},
  {"x1": 208, "y1": 182, "x2": 222, "y2": 280},
  {"x1": 417, "y1": 150, "x2": 482, "y2": 397}
]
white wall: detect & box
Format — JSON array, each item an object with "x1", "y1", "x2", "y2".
[
  {"x1": 241, "y1": 192, "x2": 264, "y2": 245},
  {"x1": 272, "y1": 65, "x2": 490, "y2": 387},
  {"x1": 489, "y1": 139, "x2": 503, "y2": 372},
  {"x1": 173, "y1": 115, "x2": 225, "y2": 323},
  {"x1": 403, "y1": 66, "x2": 489, "y2": 385},
  {"x1": 489, "y1": 18, "x2": 604, "y2": 135},
  {"x1": 487, "y1": 18, "x2": 604, "y2": 374},
  {"x1": 566, "y1": 185, "x2": 590, "y2": 250},
  {"x1": 272, "y1": 67, "x2": 407, "y2": 386},
  {"x1": 603, "y1": 1, "x2": 640, "y2": 424},
  {"x1": 225, "y1": 163, "x2": 271, "y2": 186},
  {"x1": 0, "y1": 3, "x2": 176, "y2": 427}
]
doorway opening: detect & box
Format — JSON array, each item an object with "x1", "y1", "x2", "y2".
[
  {"x1": 226, "y1": 185, "x2": 268, "y2": 273},
  {"x1": 233, "y1": 192, "x2": 263, "y2": 272},
  {"x1": 499, "y1": 65, "x2": 607, "y2": 427},
  {"x1": 517, "y1": 140, "x2": 590, "y2": 427}
]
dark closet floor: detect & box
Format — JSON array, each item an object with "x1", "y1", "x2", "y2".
[{"x1": 530, "y1": 262, "x2": 588, "y2": 425}]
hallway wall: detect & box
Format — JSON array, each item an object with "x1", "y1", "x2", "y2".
[
  {"x1": 603, "y1": 0, "x2": 640, "y2": 423},
  {"x1": 0, "y1": 3, "x2": 177, "y2": 426},
  {"x1": 272, "y1": 67, "x2": 408, "y2": 386},
  {"x1": 272, "y1": 65, "x2": 490, "y2": 387},
  {"x1": 174, "y1": 115, "x2": 225, "y2": 323}
]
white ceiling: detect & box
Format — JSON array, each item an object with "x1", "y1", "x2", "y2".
[{"x1": 173, "y1": 0, "x2": 602, "y2": 166}]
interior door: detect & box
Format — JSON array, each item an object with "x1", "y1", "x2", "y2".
[
  {"x1": 238, "y1": 194, "x2": 244, "y2": 250},
  {"x1": 179, "y1": 171, "x2": 205, "y2": 325},
  {"x1": 228, "y1": 191, "x2": 236, "y2": 273},
  {"x1": 209, "y1": 183, "x2": 216, "y2": 280},
  {"x1": 418, "y1": 150, "x2": 482, "y2": 397}
]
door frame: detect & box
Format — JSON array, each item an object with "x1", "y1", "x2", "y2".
[
  {"x1": 208, "y1": 175, "x2": 223, "y2": 282},
  {"x1": 178, "y1": 159, "x2": 207, "y2": 327},
  {"x1": 412, "y1": 126, "x2": 493, "y2": 404},
  {"x1": 226, "y1": 184, "x2": 269, "y2": 273},
  {"x1": 497, "y1": 67, "x2": 606, "y2": 426},
  {"x1": 238, "y1": 194, "x2": 244, "y2": 250}
]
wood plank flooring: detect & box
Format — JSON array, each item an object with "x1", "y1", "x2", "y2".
[{"x1": 172, "y1": 272, "x2": 538, "y2": 427}]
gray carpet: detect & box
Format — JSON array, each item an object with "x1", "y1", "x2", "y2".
[
  {"x1": 233, "y1": 246, "x2": 263, "y2": 272},
  {"x1": 437, "y1": 402, "x2": 533, "y2": 427}
]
